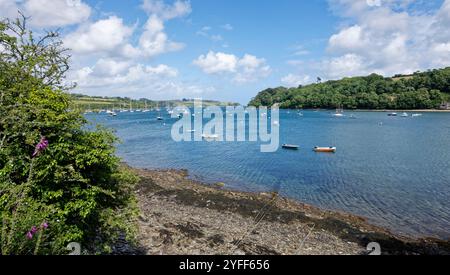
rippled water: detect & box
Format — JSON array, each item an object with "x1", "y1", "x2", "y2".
[{"x1": 86, "y1": 110, "x2": 450, "y2": 239}]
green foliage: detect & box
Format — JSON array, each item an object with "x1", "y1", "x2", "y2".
[
  {"x1": 0, "y1": 15, "x2": 139, "y2": 254},
  {"x1": 249, "y1": 70, "x2": 450, "y2": 109}
]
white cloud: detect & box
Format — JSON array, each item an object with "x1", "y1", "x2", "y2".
[
  {"x1": 141, "y1": 0, "x2": 192, "y2": 20},
  {"x1": 289, "y1": 0, "x2": 450, "y2": 81},
  {"x1": 0, "y1": 0, "x2": 91, "y2": 28},
  {"x1": 138, "y1": 15, "x2": 185, "y2": 58},
  {"x1": 221, "y1": 24, "x2": 233, "y2": 31},
  {"x1": 322, "y1": 54, "x2": 368, "y2": 79},
  {"x1": 64, "y1": 16, "x2": 134, "y2": 55},
  {"x1": 193, "y1": 51, "x2": 238, "y2": 74},
  {"x1": 0, "y1": 0, "x2": 20, "y2": 19},
  {"x1": 69, "y1": 59, "x2": 201, "y2": 99},
  {"x1": 329, "y1": 25, "x2": 367, "y2": 54},
  {"x1": 281, "y1": 74, "x2": 312, "y2": 87},
  {"x1": 24, "y1": 0, "x2": 91, "y2": 27},
  {"x1": 193, "y1": 51, "x2": 271, "y2": 84}
]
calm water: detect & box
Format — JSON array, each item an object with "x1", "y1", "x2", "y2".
[{"x1": 86, "y1": 110, "x2": 450, "y2": 239}]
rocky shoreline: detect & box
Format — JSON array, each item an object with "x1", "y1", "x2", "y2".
[{"x1": 130, "y1": 168, "x2": 449, "y2": 255}]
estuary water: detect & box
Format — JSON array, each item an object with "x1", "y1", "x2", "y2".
[{"x1": 86, "y1": 110, "x2": 450, "y2": 239}]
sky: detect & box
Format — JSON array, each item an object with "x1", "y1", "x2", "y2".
[{"x1": 1, "y1": 0, "x2": 449, "y2": 104}]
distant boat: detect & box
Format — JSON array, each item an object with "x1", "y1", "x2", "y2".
[
  {"x1": 109, "y1": 111, "x2": 117, "y2": 117},
  {"x1": 314, "y1": 146, "x2": 337, "y2": 153},
  {"x1": 349, "y1": 114, "x2": 357, "y2": 119},
  {"x1": 143, "y1": 100, "x2": 150, "y2": 113},
  {"x1": 401, "y1": 112, "x2": 409, "y2": 117},
  {"x1": 282, "y1": 144, "x2": 299, "y2": 150},
  {"x1": 412, "y1": 114, "x2": 423, "y2": 117},
  {"x1": 298, "y1": 112, "x2": 304, "y2": 117},
  {"x1": 202, "y1": 134, "x2": 219, "y2": 140},
  {"x1": 332, "y1": 105, "x2": 345, "y2": 117},
  {"x1": 156, "y1": 102, "x2": 163, "y2": 120},
  {"x1": 388, "y1": 113, "x2": 398, "y2": 117}
]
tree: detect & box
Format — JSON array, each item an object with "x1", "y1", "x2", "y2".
[{"x1": 0, "y1": 15, "x2": 138, "y2": 255}]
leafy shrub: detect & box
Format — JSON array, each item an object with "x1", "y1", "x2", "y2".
[{"x1": 0, "y1": 15, "x2": 139, "y2": 255}]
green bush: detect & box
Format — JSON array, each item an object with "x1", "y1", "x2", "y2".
[{"x1": 0, "y1": 15, "x2": 139, "y2": 255}]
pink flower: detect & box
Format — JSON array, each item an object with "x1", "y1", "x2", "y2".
[
  {"x1": 32, "y1": 136, "x2": 49, "y2": 158},
  {"x1": 26, "y1": 231, "x2": 33, "y2": 240},
  {"x1": 41, "y1": 222, "x2": 48, "y2": 229},
  {"x1": 31, "y1": 226, "x2": 38, "y2": 234}
]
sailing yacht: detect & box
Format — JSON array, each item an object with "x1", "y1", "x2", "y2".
[
  {"x1": 142, "y1": 100, "x2": 150, "y2": 113},
  {"x1": 156, "y1": 102, "x2": 163, "y2": 120},
  {"x1": 332, "y1": 105, "x2": 345, "y2": 117},
  {"x1": 129, "y1": 100, "x2": 134, "y2": 113}
]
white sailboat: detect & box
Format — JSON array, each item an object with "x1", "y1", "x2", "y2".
[
  {"x1": 142, "y1": 100, "x2": 150, "y2": 113},
  {"x1": 332, "y1": 105, "x2": 345, "y2": 117},
  {"x1": 129, "y1": 100, "x2": 134, "y2": 113},
  {"x1": 156, "y1": 102, "x2": 163, "y2": 120}
]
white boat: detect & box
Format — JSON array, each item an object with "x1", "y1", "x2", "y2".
[
  {"x1": 401, "y1": 112, "x2": 409, "y2": 117},
  {"x1": 332, "y1": 113, "x2": 345, "y2": 117},
  {"x1": 202, "y1": 134, "x2": 219, "y2": 140},
  {"x1": 388, "y1": 113, "x2": 398, "y2": 117},
  {"x1": 140, "y1": 100, "x2": 149, "y2": 113},
  {"x1": 332, "y1": 105, "x2": 345, "y2": 117},
  {"x1": 412, "y1": 114, "x2": 423, "y2": 117}
]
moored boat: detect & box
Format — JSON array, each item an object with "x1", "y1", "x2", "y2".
[
  {"x1": 314, "y1": 146, "x2": 336, "y2": 153},
  {"x1": 282, "y1": 144, "x2": 299, "y2": 150}
]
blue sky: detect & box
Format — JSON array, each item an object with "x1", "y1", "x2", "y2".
[{"x1": 1, "y1": 0, "x2": 449, "y2": 104}]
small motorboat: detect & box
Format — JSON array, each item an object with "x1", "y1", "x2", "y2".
[
  {"x1": 157, "y1": 116, "x2": 164, "y2": 121},
  {"x1": 314, "y1": 146, "x2": 336, "y2": 153},
  {"x1": 202, "y1": 134, "x2": 219, "y2": 141},
  {"x1": 282, "y1": 144, "x2": 299, "y2": 150},
  {"x1": 401, "y1": 112, "x2": 409, "y2": 117},
  {"x1": 387, "y1": 113, "x2": 398, "y2": 117},
  {"x1": 412, "y1": 114, "x2": 422, "y2": 117}
]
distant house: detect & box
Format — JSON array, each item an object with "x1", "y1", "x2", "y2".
[{"x1": 440, "y1": 102, "x2": 450, "y2": 110}]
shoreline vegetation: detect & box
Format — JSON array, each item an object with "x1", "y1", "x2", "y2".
[
  {"x1": 128, "y1": 167, "x2": 450, "y2": 255},
  {"x1": 249, "y1": 68, "x2": 450, "y2": 111}
]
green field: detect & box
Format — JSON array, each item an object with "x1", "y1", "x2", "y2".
[{"x1": 71, "y1": 94, "x2": 239, "y2": 111}]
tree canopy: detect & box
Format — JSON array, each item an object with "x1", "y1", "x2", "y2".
[{"x1": 249, "y1": 68, "x2": 450, "y2": 109}]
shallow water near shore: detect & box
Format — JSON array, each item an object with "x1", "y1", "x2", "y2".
[{"x1": 86, "y1": 110, "x2": 450, "y2": 239}]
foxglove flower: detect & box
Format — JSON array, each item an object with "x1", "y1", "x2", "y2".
[
  {"x1": 31, "y1": 226, "x2": 38, "y2": 234},
  {"x1": 41, "y1": 222, "x2": 48, "y2": 229},
  {"x1": 32, "y1": 136, "x2": 49, "y2": 158}
]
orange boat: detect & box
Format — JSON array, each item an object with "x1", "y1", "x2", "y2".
[{"x1": 314, "y1": 146, "x2": 336, "y2": 153}]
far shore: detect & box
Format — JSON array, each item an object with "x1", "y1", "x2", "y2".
[
  {"x1": 278, "y1": 108, "x2": 450, "y2": 113},
  {"x1": 126, "y1": 166, "x2": 450, "y2": 255}
]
